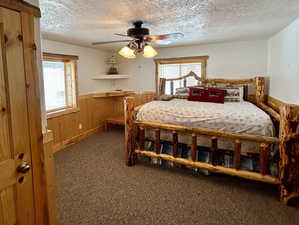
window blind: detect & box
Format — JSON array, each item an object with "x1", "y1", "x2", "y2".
[{"x1": 160, "y1": 63, "x2": 201, "y2": 95}]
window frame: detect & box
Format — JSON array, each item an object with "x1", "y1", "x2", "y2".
[
  {"x1": 42, "y1": 52, "x2": 79, "y2": 118},
  {"x1": 154, "y1": 56, "x2": 209, "y2": 95}
]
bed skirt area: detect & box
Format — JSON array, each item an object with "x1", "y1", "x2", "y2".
[
  {"x1": 145, "y1": 129, "x2": 275, "y2": 155},
  {"x1": 143, "y1": 138, "x2": 279, "y2": 178}
]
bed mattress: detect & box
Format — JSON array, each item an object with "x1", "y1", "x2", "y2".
[{"x1": 136, "y1": 99, "x2": 275, "y2": 154}]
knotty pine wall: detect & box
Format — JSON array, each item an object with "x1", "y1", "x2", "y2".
[{"x1": 47, "y1": 92, "x2": 156, "y2": 152}]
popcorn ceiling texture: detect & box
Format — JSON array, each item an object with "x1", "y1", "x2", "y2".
[{"x1": 40, "y1": 0, "x2": 299, "y2": 50}]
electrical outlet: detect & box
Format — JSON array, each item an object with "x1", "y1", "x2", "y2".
[{"x1": 79, "y1": 123, "x2": 82, "y2": 130}]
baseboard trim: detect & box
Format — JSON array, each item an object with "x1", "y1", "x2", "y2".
[{"x1": 53, "y1": 125, "x2": 104, "y2": 152}]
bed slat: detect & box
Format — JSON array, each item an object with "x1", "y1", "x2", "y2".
[
  {"x1": 139, "y1": 126, "x2": 145, "y2": 150},
  {"x1": 211, "y1": 137, "x2": 218, "y2": 166},
  {"x1": 172, "y1": 131, "x2": 178, "y2": 157},
  {"x1": 191, "y1": 133, "x2": 197, "y2": 161},
  {"x1": 135, "y1": 150, "x2": 280, "y2": 185},
  {"x1": 234, "y1": 140, "x2": 241, "y2": 170},
  {"x1": 155, "y1": 129, "x2": 161, "y2": 154}
]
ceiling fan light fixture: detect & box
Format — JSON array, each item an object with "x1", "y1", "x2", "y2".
[
  {"x1": 143, "y1": 45, "x2": 157, "y2": 58},
  {"x1": 118, "y1": 46, "x2": 136, "y2": 59}
]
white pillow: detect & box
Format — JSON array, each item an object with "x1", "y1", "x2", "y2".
[{"x1": 222, "y1": 86, "x2": 244, "y2": 102}]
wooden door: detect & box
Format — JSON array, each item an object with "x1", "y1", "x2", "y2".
[{"x1": 0, "y1": 7, "x2": 35, "y2": 225}]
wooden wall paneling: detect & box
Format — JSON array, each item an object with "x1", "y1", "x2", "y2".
[
  {"x1": 47, "y1": 117, "x2": 62, "y2": 146},
  {"x1": 90, "y1": 97, "x2": 104, "y2": 128},
  {"x1": 59, "y1": 112, "x2": 79, "y2": 141},
  {"x1": 47, "y1": 92, "x2": 156, "y2": 152},
  {"x1": 77, "y1": 97, "x2": 90, "y2": 132},
  {"x1": 113, "y1": 96, "x2": 125, "y2": 116}
]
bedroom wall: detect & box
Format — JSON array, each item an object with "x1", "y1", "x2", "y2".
[
  {"x1": 42, "y1": 39, "x2": 112, "y2": 95},
  {"x1": 116, "y1": 40, "x2": 268, "y2": 92},
  {"x1": 267, "y1": 18, "x2": 299, "y2": 105}
]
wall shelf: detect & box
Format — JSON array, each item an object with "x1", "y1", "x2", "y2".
[
  {"x1": 92, "y1": 91, "x2": 134, "y2": 98},
  {"x1": 92, "y1": 74, "x2": 130, "y2": 80}
]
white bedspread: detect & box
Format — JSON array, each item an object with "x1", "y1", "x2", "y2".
[{"x1": 136, "y1": 99, "x2": 275, "y2": 154}]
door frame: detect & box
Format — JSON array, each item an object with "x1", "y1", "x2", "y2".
[{"x1": 0, "y1": 1, "x2": 50, "y2": 225}]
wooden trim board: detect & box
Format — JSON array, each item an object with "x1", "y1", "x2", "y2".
[
  {"x1": 42, "y1": 130, "x2": 58, "y2": 225},
  {"x1": 52, "y1": 125, "x2": 104, "y2": 152}
]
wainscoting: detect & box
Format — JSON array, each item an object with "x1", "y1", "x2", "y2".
[
  {"x1": 47, "y1": 92, "x2": 156, "y2": 152},
  {"x1": 47, "y1": 93, "x2": 284, "y2": 152}
]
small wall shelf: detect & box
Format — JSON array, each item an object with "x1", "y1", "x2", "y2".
[
  {"x1": 92, "y1": 91, "x2": 133, "y2": 98},
  {"x1": 92, "y1": 74, "x2": 130, "y2": 80}
]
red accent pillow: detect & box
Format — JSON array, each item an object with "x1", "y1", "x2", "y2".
[
  {"x1": 188, "y1": 87, "x2": 208, "y2": 101},
  {"x1": 207, "y1": 88, "x2": 226, "y2": 104},
  {"x1": 188, "y1": 87, "x2": 226, "y2": 104}
]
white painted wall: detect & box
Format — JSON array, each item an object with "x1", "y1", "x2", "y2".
[
  {"x1": 42, "y1": 39, "x2": 113, "y2": 95},
  {"x1": 116, "y1": 40, "x2": 268, "y2": 92},
  {"x1": 268, "y1": 19, "x2": 299, "y2": 105}
]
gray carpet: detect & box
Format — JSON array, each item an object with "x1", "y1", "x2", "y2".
[{"x1": 54, "y1": 129, "x2": 299, "y2": 225}]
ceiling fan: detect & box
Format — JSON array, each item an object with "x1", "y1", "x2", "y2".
[{"x1": 92, "y1": 21, "x2": 184, "y2": 58}]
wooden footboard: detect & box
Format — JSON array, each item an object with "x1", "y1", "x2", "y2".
[{"x1": 124, "y1": 76, "x2": 299, "y2": 205}]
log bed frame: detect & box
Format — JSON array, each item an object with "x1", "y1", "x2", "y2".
[{"x1": 124, "y1": 72, "x2": 299, "y2": 204}]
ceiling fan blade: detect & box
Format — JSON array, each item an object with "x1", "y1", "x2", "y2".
[
  {"x1": 114, "y1": 33, "x2": 129, "y2": 37},
  {"x1": 92, "y1": 40, "x2": 131, "y2": 45},
  {"x1": 145, "y1": 33, "x2": 184, "y2": 44}
]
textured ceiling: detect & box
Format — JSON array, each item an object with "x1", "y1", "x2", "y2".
[{"x1": 40, "y1": 0, "x2": 299, "y2": 50}]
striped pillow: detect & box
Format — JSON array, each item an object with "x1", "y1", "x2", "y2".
[{"x1": 222, "y1": 86, "x2": 244, "y2": 102}]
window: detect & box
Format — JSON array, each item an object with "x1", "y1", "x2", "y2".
[
  {"x1": 42, "y1": 53, "x2": 79, "y2": 117},
  {"x1": 155, "y1": 56, "x2": 208, "y2": 95}
]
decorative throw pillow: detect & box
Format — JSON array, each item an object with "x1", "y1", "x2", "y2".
[
  {"x1": 188, "y1": 87, "x2": 226, "y2": 104},
  {"x1": 173, "y1": 87, "x2": 189, "y2": 99},
  {"x1": 155, "y1": 95, "x2": 173, "y2": 101},
  {"x1": 222, "y1": 86, "x2": 244, "y2": 102},
  {"x1": 173, "y1": 93, "x2": 189, "y2": 99},
  {"x1": 207, "y1": 88, "x2": 226, "y2": 104},
  {"x1": 188, "y1": 87, "x2": 207, "y2": 102},
  {"x1": 175, "y1": 87, "x2": 189, "y2": 94}
]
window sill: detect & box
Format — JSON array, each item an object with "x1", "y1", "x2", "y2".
[{"x1": 47, "y1": 107, "x2": 80, "y2": 119}]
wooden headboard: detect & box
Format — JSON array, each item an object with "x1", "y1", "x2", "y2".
[{"x1": 158, "y1": 72, "x2": 279, "y2": 121}]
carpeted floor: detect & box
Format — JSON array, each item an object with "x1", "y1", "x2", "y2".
[{"x1": 54, "y1": 129, "x2": 299, "y2": 225}]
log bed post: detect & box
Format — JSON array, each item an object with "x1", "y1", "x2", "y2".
[
  {"x1": 124, "y1": 96, "x2": 137, "y2": 166},
  {"x1": 259, "y1": 143, "x2": 269, "y2": 175},
  {"x1": 279, "y1": 104, "x2": 299, "y2": 204},
  {"x1": 255, "y1": 77, "x2": 265, "y2": 105}
]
